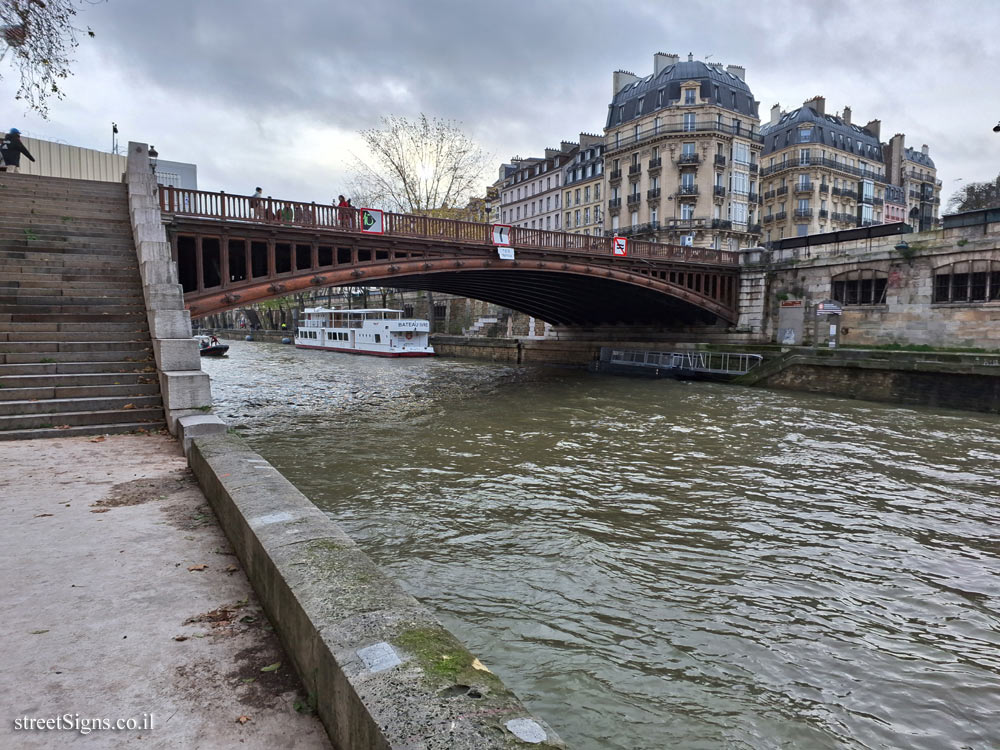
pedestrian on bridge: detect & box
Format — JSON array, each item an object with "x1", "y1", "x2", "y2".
[
  {"x1": 250, "y1": 187, "x2": 265, "y2": 220},
  {"x1": 0, "y1": 128, "x2": 35, "y2": 173},
  {"x1": 337, "y1": 195, "x2": 350, "y2": 228}
]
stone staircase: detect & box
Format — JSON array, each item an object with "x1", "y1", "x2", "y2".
[{"x1": 0, "y1": 173, "x2": 165, "y2": 440}]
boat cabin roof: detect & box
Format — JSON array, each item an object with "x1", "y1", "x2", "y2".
[{"x1": 304, "y1": 307, "x2": 404, "y2": 317}]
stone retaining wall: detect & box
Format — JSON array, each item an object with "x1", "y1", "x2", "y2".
[{"x1": 187, "y1": 433, "x2": 564, "y2": 749}]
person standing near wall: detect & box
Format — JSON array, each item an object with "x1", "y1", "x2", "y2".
[
  {"x1": 250, "y1": 186, "x2": 265, "y2": 220},
  {"x1": 0, "y1": 129, "x2": 35, "y2": 173}
]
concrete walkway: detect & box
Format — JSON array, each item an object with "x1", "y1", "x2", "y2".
[{"x1": 0, "y1": 433, "x2": 330, "y2": 749}]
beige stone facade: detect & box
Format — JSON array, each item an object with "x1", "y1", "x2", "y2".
[
  {"x1": 602, "y1": 54, "x2": 763, "y2": 251},
  {"x1": 563, "y1": 133, "x2": 604, "y2": 235},
  {"x1": 883, "y1": 134, "x2": 942, "y2": 231},
  {"x1": 760, "y1": 97, "x2": 889, "y2": 242},
  {"x1": 499, "y1": 142, "x2": 578, "y2": 232}
]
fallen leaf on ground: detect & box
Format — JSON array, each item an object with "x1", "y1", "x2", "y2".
[
  {"x1": 29, "y1": 629, "x2": 49, "y2": 635},
  {"x1": 236, "y1": 715, "x2": 252, "y2": 724},
  {"x1": 224, "y1": 565, "x2": 239, "y2": 574},
  {"x1": 173, "y1": 635, "x2": 188, "y2": 642},
  {"x1": 33, "y1": 513, "x2": 54, "y2": 518},
  {"x1": 241, "y1": 677, "x2": 256, "y2": 684},
  {"x1": 55, "y1": 425, "x2": 71, "y2": 429},
  {"x1": 90, "y1": 436, "x2": 106, "y2": 442},
  {"x1": 122, "y1": 403, "x2": 136, "y2": 410},
  {"x1": 187, "y1": 564, "x2": 208, "y2": 572},
  {"x1": 90, "y1": 508, "x2": 110, "y2": 514},
  {"x1": 260, "y1": 662, "x2": 280, "y2": 673}
]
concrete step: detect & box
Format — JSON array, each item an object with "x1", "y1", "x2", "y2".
[
  {"x1": 0, "y1": 420, "x2": 166, "y2": 441},
  {"x1": 0, "y1": 372, "x2": 155, "y2": 388},
  {"x1": 0, "y1": 321, "x2": 148, "y2": 333},
  {"x1": 0, "y1": 268, "x2": 140, "y2": 282},
  {"x1": 0, "y1": 217, "x2": 132, "y2": 230},
  {"x1": 0, "y1": 341, "x2": 151, "y2": 354},
  {"x1": 0, "y1": 361, "x2": 155, "y2": 376},
  {"x1": 0, "y1": 287, "x2": 143, "y2": 299},
  {"x1": 0, "y1": 253, "x2": 139, "y2": 267},
  {"x1": 0, "y1": 349, "x2": 152, "y2": 365},
  {"x1": 1, "y1": 330, "x2": 148, "y2": 343},
  {"x1": 0, "y1": 174, "x2": 127, "y2": 193},
  {"x1": 0, "y1": 279, "x2": 142, "y2": 291},
  {"x1": 0, "y1": 303, "x2": 148, "y2": 315},
  {"x1": 0, "y1": 393, "x2": 162, "y2": 417},
  {"x1": 8, "y1": 313, "x2": 148, "y2": 324},
  {"x1": 0, "y1": 407, "x2": 164, "y2": 432},
  {"x1": 0, "y1": 294, "x2": 144, "y2": 307},
  {"x1": 0, "y1": 382, "x2": 161, "y2": 402}
]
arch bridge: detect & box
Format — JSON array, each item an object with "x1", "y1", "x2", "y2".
[{"x1": 160, "y1": 188, "x2": 741, "y2": 327}]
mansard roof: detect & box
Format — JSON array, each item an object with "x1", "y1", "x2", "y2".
[
  {"x1": 606, "y1": 60, "x2": 758, "y2": 129},
  {"x1": 761, "y1": 106, "x2": 883, "y2": 161}
]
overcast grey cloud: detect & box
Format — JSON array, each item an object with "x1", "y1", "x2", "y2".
[{"x1": 3, "y1": 0, "x2": 998, "y2": 204}]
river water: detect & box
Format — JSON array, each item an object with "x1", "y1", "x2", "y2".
[{"x1": 203, "y1": 339, "x2": 1000, "y2": 749}]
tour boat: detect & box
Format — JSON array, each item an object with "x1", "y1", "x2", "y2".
[{"x1": 294, "y1": 307, "x2": 435, "y2": 357}]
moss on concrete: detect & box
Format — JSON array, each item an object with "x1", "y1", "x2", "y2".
[{"x1": 395, "y1": 626, "x2": 504, "y2": 690}]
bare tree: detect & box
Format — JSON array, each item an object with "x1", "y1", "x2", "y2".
[
  {"x1": 350, "y1": 114, "x2": 491, "y2": 214},
  {"x1": 0, "y1": 0, "x2": 101, "y2": 118},
  {"x1": 947, "y1": 176, "x2": 1000, "y2": 213}
]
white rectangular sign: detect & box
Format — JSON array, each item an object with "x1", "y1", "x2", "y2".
[
  {"x1": 497, "y1": 247, "x2": 515, "y2": 260},
  {"x1": 612, "y1": 236, "x2": 628, "y2": 256},
  {"x1": 492, "y1": 224, "x2": 512, "y2": 246}
]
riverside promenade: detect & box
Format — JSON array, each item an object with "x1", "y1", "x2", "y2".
[{"x1": 0, "y1": 432, "x2": 330, "y2": 748}]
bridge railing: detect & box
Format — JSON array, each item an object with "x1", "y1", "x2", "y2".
[{"x1": 159, "y1": 186, "x2": 740, "y2": 266}]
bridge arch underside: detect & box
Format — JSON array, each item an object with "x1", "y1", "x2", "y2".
[{"x1": 186, "y1": 264, "x2": 735, "y2": 327}]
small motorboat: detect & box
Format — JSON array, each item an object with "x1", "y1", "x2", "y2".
[{"x1": 198, "y1": 338, "x2": 229, "y2": 357}]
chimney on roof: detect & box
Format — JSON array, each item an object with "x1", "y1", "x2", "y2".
[
  {"x1": 612, "y1": 69, "x2": 640, "y2": 96},
  {"x1": 842, "y1": 106, "x2": 852, "y2": 125},
  {"x1": 579, "y1": 133, "x2": 603, "y2": 147},
  {"x1": 726, "y1": 65, "x2": 745, "y2": 81},
  {"x1": 864, "y1": 119, "x2": 881, "y2": 139},
  {"x1": 687, "y1": 52, "x2": 694, "y2": 62},
  {"x1": 770, "y1": 103, "x2": 782, "y2": 126},
  {"x1": 921, "y1": 144, "x2": 929, "y2": 156},
  {"x1": 560, "y1": 141, "x2": 577, "y2": 153},
  {"x1": 544, "y1": 148, "x2": 559, "y2": 160},
  {"x1": 654, "y1": 52, "x2": 678, "y2": 74},
  {"x1": 802, "y1": 95, "x2": 825, "y2": 115}
]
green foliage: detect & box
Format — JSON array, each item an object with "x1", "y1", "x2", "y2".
[{"x1": 947, "y1": 176, "x2": 1000, "y2": 213}]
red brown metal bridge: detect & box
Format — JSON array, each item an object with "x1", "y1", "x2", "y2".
[{"x1": 160, "y1": 188, "x2": 741, "y2": 326}]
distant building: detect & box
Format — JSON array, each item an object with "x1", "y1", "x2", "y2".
[
  {"x1": 760, "y1": 97, "x2": 888, "y2": 241},
  {"x1": 562, "y1": 133, "x2": 604, "y2": 235},
  {"x1": 499, "y1": 142, "x2": 578, "y2": 232},
  {"x1": 15, "y1": 136, "x2": 197, "y2": 189},
  {"x1": 602, "y1": 52, "x2": 763, "y2": 251},
  {"x1": 883, "y1": 134, "x2": 941, "y2": 232}
]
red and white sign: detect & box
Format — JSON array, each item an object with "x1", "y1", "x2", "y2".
[
  {"x1": 612, "y1": 236, "x2": 628, "y2": 256},
  {"x1": 492, "y1": 224, "x2": 512, "y2": 246}
]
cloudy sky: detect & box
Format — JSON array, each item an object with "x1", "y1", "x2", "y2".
[{"x1": 3, "y1": 0, "x2": 998, "y2": 206}]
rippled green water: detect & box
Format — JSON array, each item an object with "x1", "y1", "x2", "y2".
[{"x1": 204, "y1": 339, "x2": 1000, "y2": 749}]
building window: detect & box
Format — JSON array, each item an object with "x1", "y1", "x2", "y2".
[
  {"x1": 832, "y1": 270, "x2": 888, "y2": 305},
  {"x1": 732, "y1": 141, "x2": 750, "y2": 165},
  {"x1": 681, "y1": 203, "x2": 694, "y2": 220},
  {"x1": 595, "y1": 184, "x2": 601, "y2": 200},
  {"x1": 684, "y1": 88, "x2": 696, "y2": 104},
  {"x1": 651, "y1": 206, "x2": 658, "y2": 223},
  {"x1": 630, "y1": 210, "x2": 639, "y2": 227},
  {"x1": 683, "y1": 113, "x2": 695, "y2": 131},
  {"x1": 799, "y1": 127, "x2": 812, "y2": 142},
  {"x1": 546, "y1": 216, "x2": 551, "y2": 230},
  {"x1": 934, "y1": 261, "x2": 1000, "y2": 303},
  {"x1": 584, "y1": 186, "x2": 590, "y2": 202},
  {"x1": 584, "y1": 208, "x2": 590, "y2": 224}
]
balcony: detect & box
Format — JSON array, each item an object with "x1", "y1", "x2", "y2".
[
  {"x1": 774, "y1": 211, "x2": 787, "y2": 221},
  {"x1": 609, "y1": 169, "x2": 622, "y2": 182},
  {"x1": 648, "y1": 157, "x2": 662, "y2": 171},
  {"x1": 794, "y1": 208, "x2": 813, "y2": 219},
  {"x1": 776, "y1": 186, "x2": 788, "y2": 196},
  {"x1": 628, "y1": 164, "x2": 642, "y2": 176},
  {"x1": 762, "y1": 214, "x2": 774, "y2": 224},
  {"x1": 677, "y1": 185, "x2": 699, "y2": 196},
  {"x1": 714, "y1": 185, "x2": 727, "y2": 198},
  {"x1": 748, "y1": 192, "x2": 759, "y2": 203},
  {"x1": 841, "y1": 190, "x2": 858, "y2": 200},
  {"x1": 819, "y1": 184, "x2": 829, "y2": 194},
  {"x1": 760, "y1": 155, "x2": 889, "y2": 183},
  {"x1": 627, "y1": 194, "x2": 641, "y2": 206},
  {"x1": 647, "y1": 188, "x2": 661, "y2": 200},
  {"x1": 714, "y1": 154, "x2": 727, "y2": 168},
  {"x1": 678, "y1": 153, "x2": 701, "y2": 165},
  {"x1": 711, "y1": 219, "x2": 732, "y2": 229},
  {"x1": 831, "y1": 186, "x2": 842, "y2": 196},
  {"x1": 748, "y1": 223, "x2": 762, "y2": 234},
  {"x1": 763, "y1": 189, "x2": 776, "y2": 200},
  {"x1": 749, "y1": 163, "x2": 759, "y2": 174},
  {"x1": 794, "y1": 182, "x2": 813, "y2": 194},
  {"x1": 873, "y1": 197, "x2": 884, "y2": 206},
  {"x1": 608, "y1": 197, "x2": 621, "y2": 209},
  {"x1": 604, "y1": 120, "x2": 764, "y2": 151},
  {"x1": 819, "y1": 209, "x2": 829, "y2": 219},
  {"x1": 662, "y1": 217, "x2": 710, "y2": 230}
]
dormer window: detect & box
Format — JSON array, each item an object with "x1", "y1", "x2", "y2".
[
  {"x1": 799, "y1": 127, "x2": 812, "y2": 142},
  {"x1": 684, "y1": 88, "x2": 696, "y2": 105}
]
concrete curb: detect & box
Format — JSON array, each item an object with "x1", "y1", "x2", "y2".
[{"x1": 188, "y1": 432, "x2": 564, "y2": 749}]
